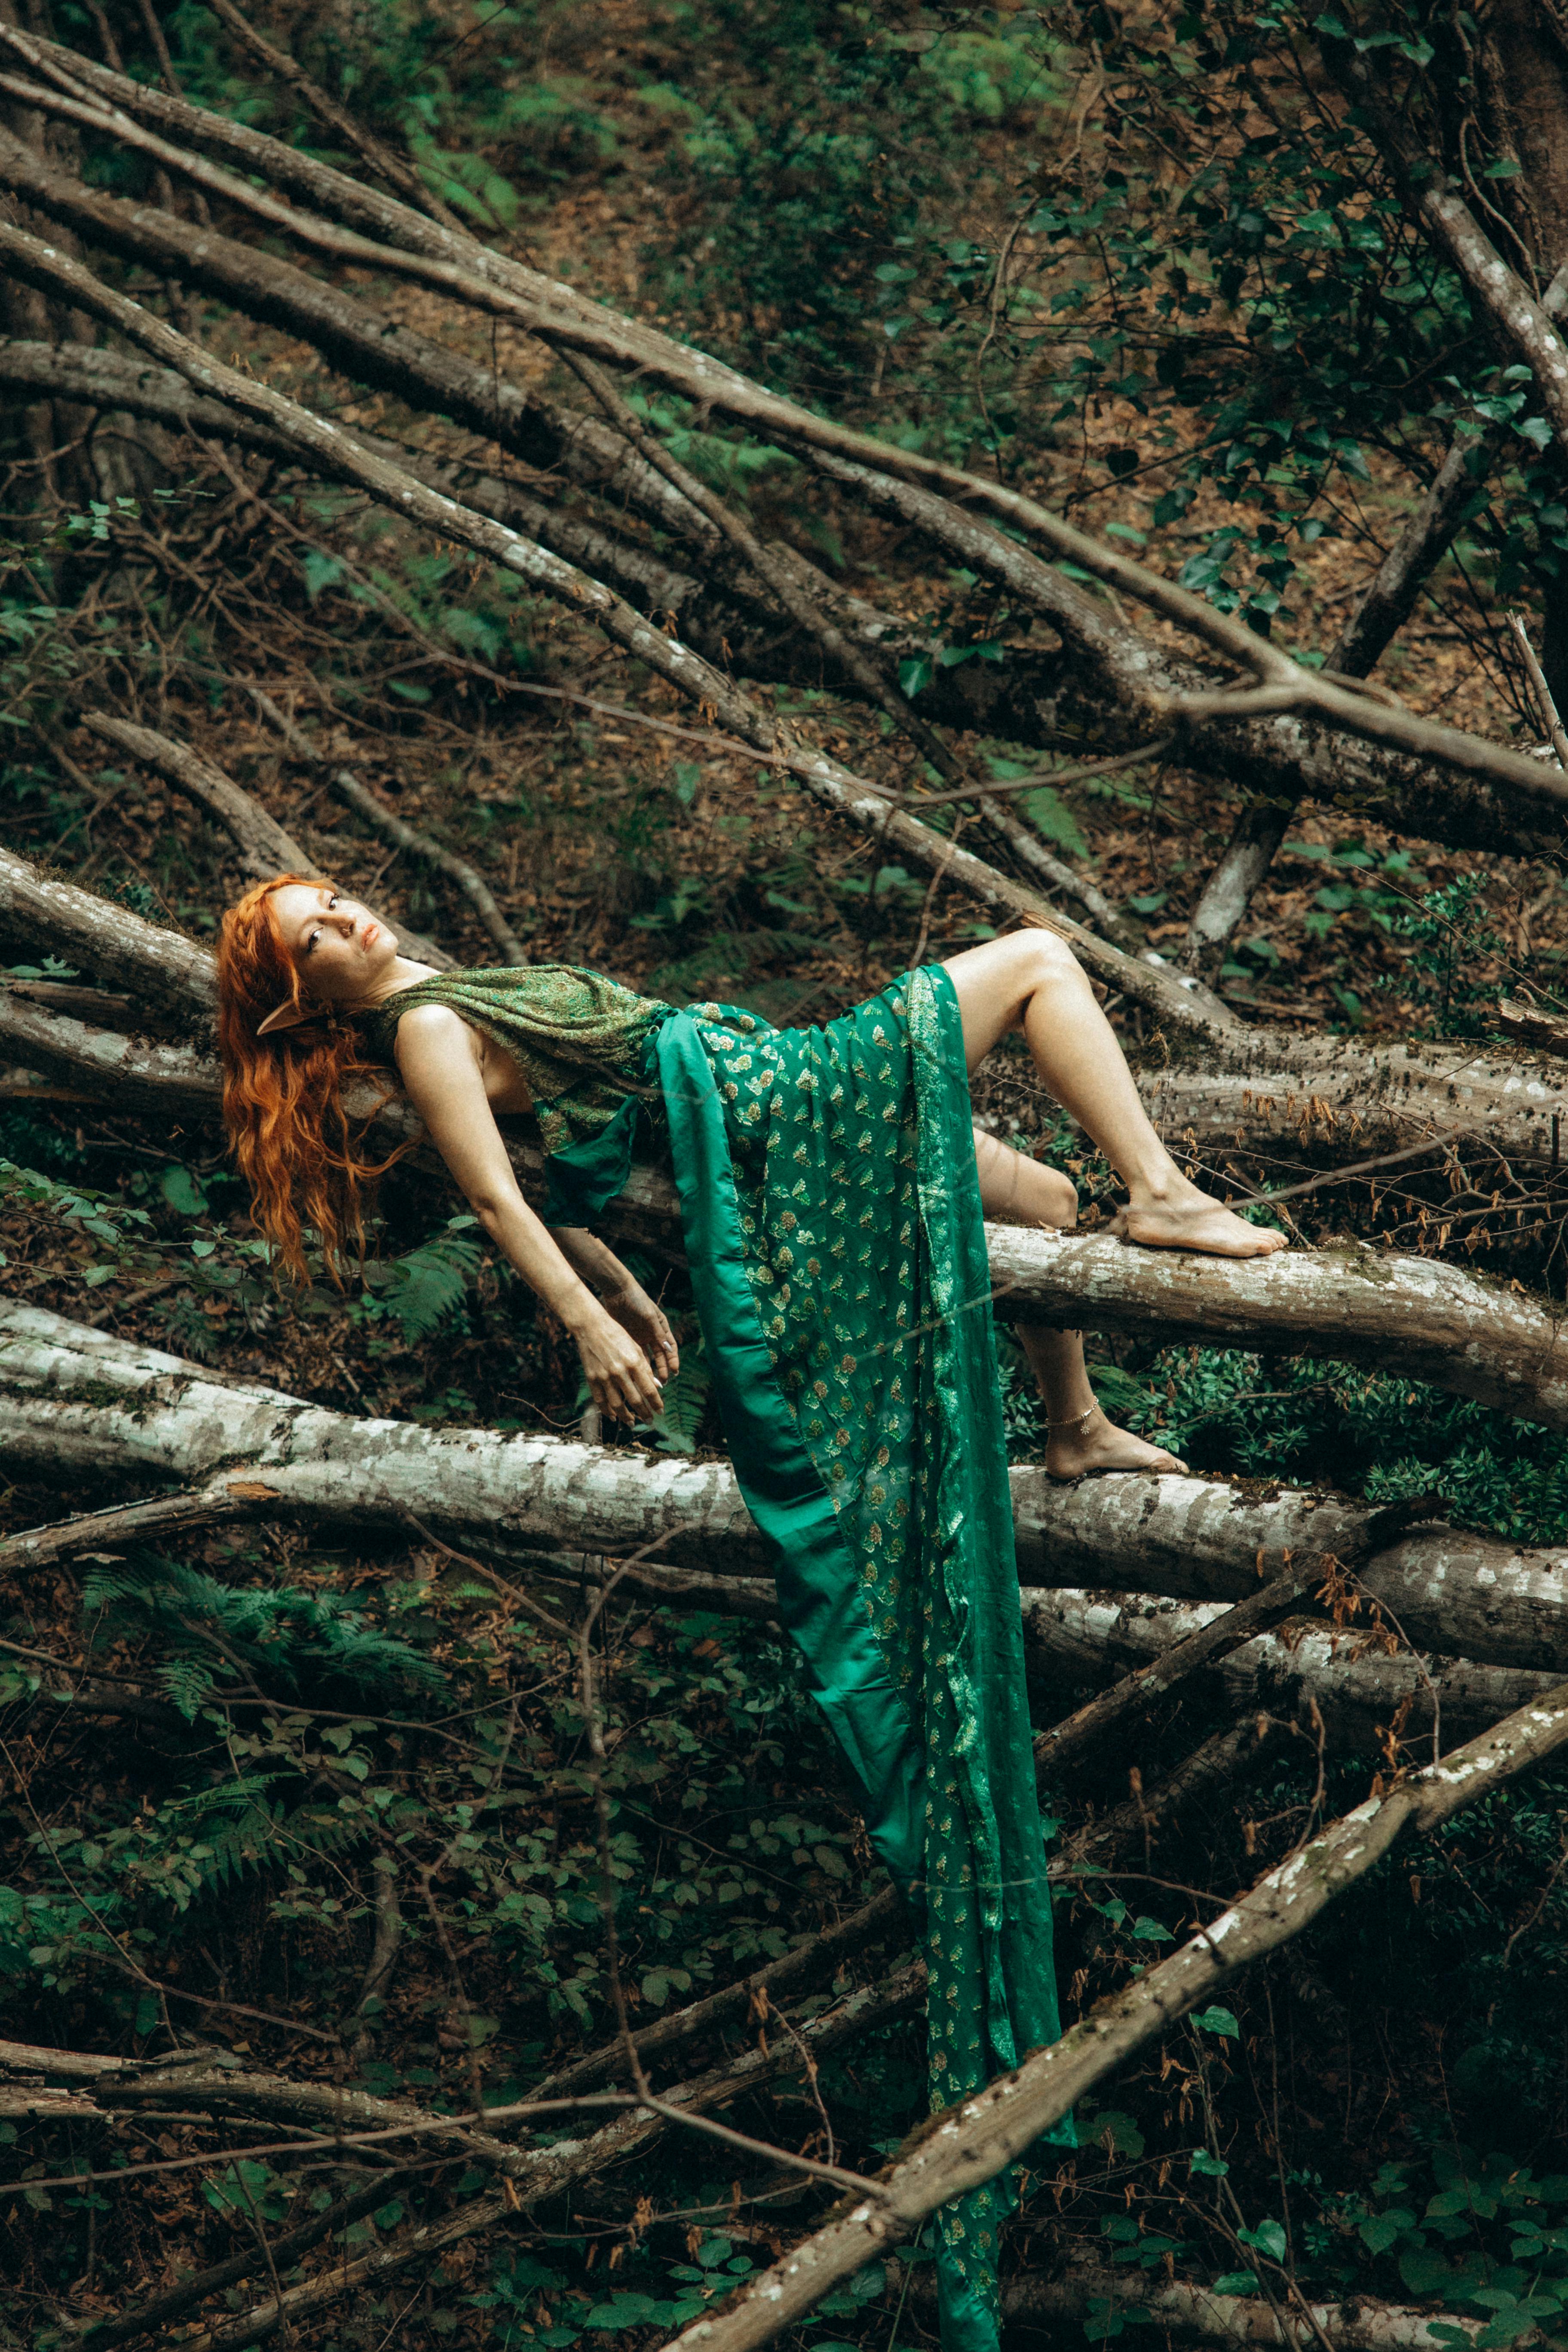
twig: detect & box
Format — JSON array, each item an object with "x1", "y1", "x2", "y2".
[
  {"x1": 1034, "y1": 1564, "x2": 1321, "y2": 1780},
  {"x1": 1507, "y1": 611, "x2": 1568, "y2": 772},
  {"x1": 904, "y1": 736, "x2": 1174, "y2": 811}
]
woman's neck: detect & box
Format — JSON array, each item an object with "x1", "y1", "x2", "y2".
[{"x1": 361, "y1": 955, "x2": 447, "y2": 1005}]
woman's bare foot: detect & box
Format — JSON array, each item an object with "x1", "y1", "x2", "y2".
[
  {"x1": 1044, "y1": 1405, "x2": 1188, "y2": 1483},
  {"x1": 1109, "y1": 1188, "x2": 1287, "y2": 1259}
]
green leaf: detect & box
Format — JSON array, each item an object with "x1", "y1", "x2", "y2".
[
  {"x1": 1360, "y1": 2216, "x2": 1403, "y2": 2255},
  {"x1": 586, "y1": 2294, "x2": 659, "y2": 2330},
  {"x1": 898, "y1": 656, "x2": 934, "y2": 698},
  {"x1": 1017, "y1": 784, "x2": 1090, "y2": 858},
  {"x1": 1192, "y1": 2006, "x2": 1240, "y2": 2040},
  {"x1": 159, "y1": 1165, "x2": 208, "y2": 1216},
  {"x1": 1191, "y1": 2149, "x2": 1229, "y2": 2178},
  {"x1": 1085, "y1": 2110, "x2": 1147, "y2": 2159},
  {"x1": 1213, "y1": 2273, "x2": 1259, "y2": 2297},
  {"x1": 1401, "y1": 2249, "x2": 1459, "y2": 2297}
]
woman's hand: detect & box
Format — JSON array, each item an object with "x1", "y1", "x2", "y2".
[
  {"x1": 600, "y1": 1281, "x2": 680, "y2": 1386},
  {"x1": 565, "y1": 1293, "x2": 667, "y2": 1427}
]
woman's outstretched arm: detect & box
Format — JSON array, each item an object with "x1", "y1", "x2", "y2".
[
  {"x1": 393, "y1": 1002, "x2": 666, "y2": 1425},
  {"x1": 548, "y1": 1225, "x2": 679, "y2": 1384}
]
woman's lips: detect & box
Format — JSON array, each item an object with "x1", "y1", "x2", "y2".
[{"x1": 361, "y1": 922, "x2": 380, "y2": 950}]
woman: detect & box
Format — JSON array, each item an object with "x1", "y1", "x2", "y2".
[{"x1": 217, "y1": 877, "x2": 1284, "y2": 2352}]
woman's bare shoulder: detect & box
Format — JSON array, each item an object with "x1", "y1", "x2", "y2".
[{"x1": 390, "y1": 998, "x2": 478, "y2": 1057}]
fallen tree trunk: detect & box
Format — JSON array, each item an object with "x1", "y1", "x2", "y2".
[
  {"x1": 6, "y1": 1302, "x2": 1568, "y2": 1704},
  {"x1": 1020, "y1": 1589, "x2": 1556, "y2": 1746},
  {"x1": 1140, "y1": 1032, "x2": 1566, "y2": 1170},
  {"x1": 0, "y1": 845, "x2": 214, "y2": 1018},
  {"x1": 534, "y1": 1559, "x2": 1554, "y2": 1745},
  {"x1": 663, "y1": 1677, "x2": 1568, "y2": 2352},
  {"x1": 987, "y1": 1225, "x2": 1568, "y2": 1432},
  {"x1": 888, "y1": 2260, "x2": 1508, "y2": 2352}
]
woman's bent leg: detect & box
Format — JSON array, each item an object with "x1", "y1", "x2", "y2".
[
  {"x1": 972, "y1": 1129, "x2": 1187, "y2": 1478},
  {"x1": 947, "y1": 931, "x2": 1285, "y2": 1259}
]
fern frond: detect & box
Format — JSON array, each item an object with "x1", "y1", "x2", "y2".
[
  {"x1": 81, "y1": 1551, "x2": 447, "y2": 1710},
  {"x1": 380, "y1": 1228, "x2": 484, "y2": 1343}
]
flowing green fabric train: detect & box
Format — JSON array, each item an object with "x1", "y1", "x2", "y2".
[
  {"x1": 656, "y1": 971, "x2": 1069, "y2": 2352},
  {"x1": 350, "y1": 959, "x2": 1068, "y2": 2352}
]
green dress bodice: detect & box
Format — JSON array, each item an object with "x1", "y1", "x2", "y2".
[{"x1": 350, "y1": 962, "x2": 675, "y2": 1223}]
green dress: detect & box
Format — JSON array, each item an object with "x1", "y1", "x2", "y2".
[{"x1": 354, "y1": 962, "x2": 1068, "y2": 2352}]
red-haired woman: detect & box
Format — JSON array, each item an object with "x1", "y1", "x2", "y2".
[{"x1": 217, "y1": 874, "x2": 1283, "y2": 2352}]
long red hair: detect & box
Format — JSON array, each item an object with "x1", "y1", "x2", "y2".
[{"x1": 216, "y1": 876, "x2": 408, "y2": 1283}]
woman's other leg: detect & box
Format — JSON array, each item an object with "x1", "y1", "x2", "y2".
[
  {"x1": 947, "y1": 930, "x2": 1285, "y2": 1259},
  {"x1": 971, "y1": 1129, "x2": 1186, "y2": 1478}
]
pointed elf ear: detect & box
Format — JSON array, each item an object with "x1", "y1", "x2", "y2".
[{"x1": 256, "y1": 996, "x2": 325, "y2": 1038}]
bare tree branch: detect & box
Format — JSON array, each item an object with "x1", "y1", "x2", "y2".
[{"x1": 662, "y1": 1677, "x2": 1568, "y2": 2352}]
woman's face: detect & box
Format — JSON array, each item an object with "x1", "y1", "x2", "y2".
[{"x1": 270, "y1": 883, "x2": 401, "y2": 1009}]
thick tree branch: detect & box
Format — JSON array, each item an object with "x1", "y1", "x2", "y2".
[
  {"x1": 1032, "y1": 1564, "x2": 1323, "y2": 1777},
  {"x1": 77, "y1": 710, "x2": 314, "y2": 876},
  {"x1": 890, "y1": 2258, "x2": 1509, "y2": 2352}
]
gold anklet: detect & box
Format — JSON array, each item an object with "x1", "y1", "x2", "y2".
[{"x1": 1045, "y1": 1404, "x2": 1099, "y2": 1435}]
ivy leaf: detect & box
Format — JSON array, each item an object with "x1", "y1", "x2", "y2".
[
  {"x1": 1192, "y1": 2006, "x2": 1240, "y2": 2040},
  {"x1": 898, "y1": 656, "x2": 934, "y2": 698}
]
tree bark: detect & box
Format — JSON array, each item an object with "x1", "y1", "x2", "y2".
[
  {"x1": 1021, "y1": 1589, "x2": 1556, "y2": 1748},
  {"x1": 888, "y1": 2259, "x2": 1509, "y2": 2352},
  {"x1": 1139, "y1": 1029, "x2": 1565, "y2": 1172}
]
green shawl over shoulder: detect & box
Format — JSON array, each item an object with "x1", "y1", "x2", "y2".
[{"x1": 353, "y1": 960, "x2": 1069, "y2": 2352}]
